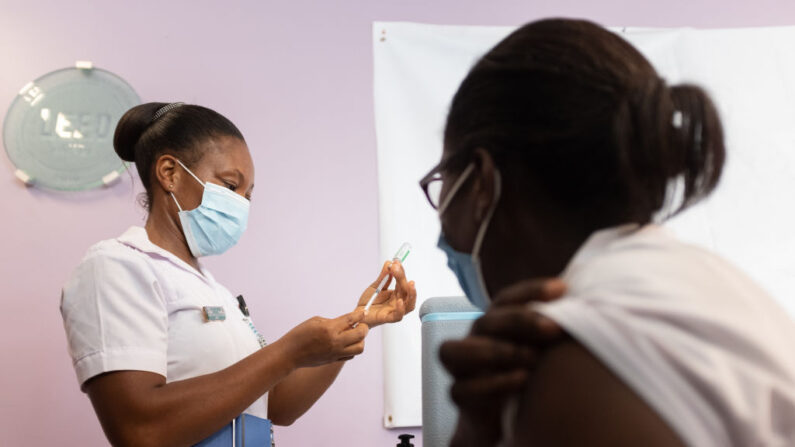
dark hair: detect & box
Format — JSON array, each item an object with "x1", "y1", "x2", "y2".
[
  {"x1": 113, "y1": 102, "x2": 245, "y2": 210},
  {"x1": 444, "y1": 18, "x2": 725, "y2": 227}
]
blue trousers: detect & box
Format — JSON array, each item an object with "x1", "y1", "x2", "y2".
[{"x1": 194, "y1": 414, "x2": 273, "y2": 446}]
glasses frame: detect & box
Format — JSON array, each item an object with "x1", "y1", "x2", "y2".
[
  {"x1": 419, "y1": 166, "x2": 445, "y2": 210},
  {"x1": 419, "y1": 152, "x2": 472, "y2": 210}
]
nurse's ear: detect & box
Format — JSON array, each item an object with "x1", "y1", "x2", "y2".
[{"x1": 154, "y1": 154, "x2": 181, "y2": 193}]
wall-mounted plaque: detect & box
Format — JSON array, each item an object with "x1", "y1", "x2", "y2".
[{"x1": 3, "y1": 62, "x2": 140, "y2": 190}]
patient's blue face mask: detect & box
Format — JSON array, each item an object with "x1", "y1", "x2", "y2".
[
  {"x1": 436, "y1": 163, "x2": 502, "y2": 310},
  {"x1": 171, "y1": 159, "x2": 250, "y2": 258}
]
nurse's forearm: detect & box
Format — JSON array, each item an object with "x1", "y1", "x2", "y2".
[
  {"x1": 268, "y1": 361, "x2": 347, "y2": 426},
  {"x1": 86, "y1": 337, "x2": 297, "y2": 447}
]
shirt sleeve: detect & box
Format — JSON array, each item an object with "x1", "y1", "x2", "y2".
[{"x1": 60, "y1": 245, "x2": 168, "y2": 388}]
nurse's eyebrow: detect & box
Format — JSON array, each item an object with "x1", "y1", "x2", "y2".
[{"x1": 217, "y1": 169, "x2": 245, "y2": 183}]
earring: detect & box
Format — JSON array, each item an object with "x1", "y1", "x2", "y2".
[{"x1": 169, "y1": 184, "x2": 174, "y2": 190}]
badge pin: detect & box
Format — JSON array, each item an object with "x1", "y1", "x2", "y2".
[{"x1": 202, "y1": 306, "x2": 226, "y2": 322}]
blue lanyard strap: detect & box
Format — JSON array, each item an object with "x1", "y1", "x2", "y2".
[
  {"x1": 236, "y1": 295, "x2": 267, "y2": 348},
  {"x1": 244, "y1": 317, "x2": 268, "y2": 348}
]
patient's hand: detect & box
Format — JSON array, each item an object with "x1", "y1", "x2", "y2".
[{"x1": 439, "y1": 278, "x2": 566, "y2": 447}]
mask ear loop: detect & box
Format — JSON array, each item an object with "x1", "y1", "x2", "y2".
[
  {"x1": 175, "y1": 159, "x2": 205, "y2": 186},
  {"x1": 170, "y1": 192, "x2": 184, "y2": 212},
  {"x1": 471, "y1": 168, "x2": 502, "y2": 259},
  {"x1": 469, "y1": 167, "x2": 502, "y2": 308},
  {"x1": 170, "y1": 158, "x2": 205, "y2": 212},
  {"x1": 438, "y1": 163, "x2": 476, "y2": 216}
]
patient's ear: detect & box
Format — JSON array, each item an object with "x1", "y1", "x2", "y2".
[{"x1": 471, "y1": 148, "x2": 497, "y2": 222}]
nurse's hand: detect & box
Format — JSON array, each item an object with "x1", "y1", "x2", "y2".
[
  {"x1": 356, "y1": 260, "x2": 417, "y2": 328},
  {"x1": 440, "y1": 278, "x2": 566, "y2": 447},
  {"x1": 282, "y1": 310, "x2": 369, "y2": 368}
]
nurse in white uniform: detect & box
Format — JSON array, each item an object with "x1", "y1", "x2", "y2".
[
  {"x1": 429, "y1": 18, "x2": 795, "y2": 447},
  {"x1": 60, "y1": 102, "x2": 416, "y2": 447}
]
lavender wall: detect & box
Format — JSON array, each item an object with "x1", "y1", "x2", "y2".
[{"x1": 2, "y1": 0, "x2": 795, "y2": 445}]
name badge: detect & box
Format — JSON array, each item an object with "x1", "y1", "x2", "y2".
[{"x1": 202, "y1": 306, "x2": 226, "y2": 322}]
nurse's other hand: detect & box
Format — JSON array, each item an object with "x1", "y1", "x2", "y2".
[
  {"x1": 356, "y1": 260, "x2": 417, "y2": 328},
  {"x1": 282, "y1": 309, "x2": 369, "y2": 368},
  {"x1": 441, "y1": 278, "x2": 566, "y2": 447}
]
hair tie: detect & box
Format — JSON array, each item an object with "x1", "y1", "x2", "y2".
[{"x1": 152, "y1": 102, "x2": 185, "y2": 122}]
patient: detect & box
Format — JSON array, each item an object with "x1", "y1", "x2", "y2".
[{"x1": 428, "y1": 18, "x2": 795, "y2": 446}]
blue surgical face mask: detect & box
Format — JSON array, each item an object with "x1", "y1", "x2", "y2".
[
  {"x1": 171, "y1": 159, "x2": 250, "y2": 258},
  {"x1": 436, "y1": 163, "x2": 502, "y2": 310}
]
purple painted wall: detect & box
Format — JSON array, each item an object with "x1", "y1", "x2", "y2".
[{"x1": 2, "y1": 0, "x2": 795, "y2": 445}]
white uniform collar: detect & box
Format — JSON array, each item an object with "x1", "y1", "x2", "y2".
[
  {"x1": 116, "y1": 226, "x2": 213, "y2": 281},
  {"x1": 561, "y1": 223, "x2": 664, "y2": 279}
]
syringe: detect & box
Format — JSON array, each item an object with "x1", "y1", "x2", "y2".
[{"x1": 363, "y1": 242, "x2": 412, "y2": 313}]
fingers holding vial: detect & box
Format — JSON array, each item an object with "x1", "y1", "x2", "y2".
[{"x1": 359, "y1": 242, "x2": 415, "y2": 327}]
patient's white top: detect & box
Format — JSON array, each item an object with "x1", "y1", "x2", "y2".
[
  {"x1": 534, "y1": 224, "x2": 795, "y2": 447},
  {"x1": 60, "y1": 226, "x2": 268, "y2": 419}
]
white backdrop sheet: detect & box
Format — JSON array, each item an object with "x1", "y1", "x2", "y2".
[{"x1": 373, "y1": 21, "x2": 795, "y2": 427}]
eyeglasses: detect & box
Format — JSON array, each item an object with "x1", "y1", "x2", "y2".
[
  {"x1": 421, "y1": 153, "x2": 462, "y2": 211},
  {"x1": 419, "y1": 155, "x2": 474, "y2": 211},
  {"x1": 419, "y1": 164, "x2": 445, "y2": 210}
]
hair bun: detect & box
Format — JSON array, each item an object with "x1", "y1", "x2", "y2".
[{"x1": 113, "y1": 102, "x2": 168, "y2": 162}]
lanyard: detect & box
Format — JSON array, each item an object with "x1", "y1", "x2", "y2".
[{"x1": 237, "y1": 295, "x2": 267, "y2": 348}]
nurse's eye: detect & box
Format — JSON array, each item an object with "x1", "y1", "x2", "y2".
[{"x1": 223, "y1": 181, "x2": 238, "y2": 192}]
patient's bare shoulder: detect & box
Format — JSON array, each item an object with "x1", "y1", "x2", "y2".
[{"x1": 511, "y1": 340, "x2": 686, "y2": 447}]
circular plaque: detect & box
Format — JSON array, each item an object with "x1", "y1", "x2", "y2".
[{"x1": 3, "y1": 65, "x2": 141, "y2": 190}]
